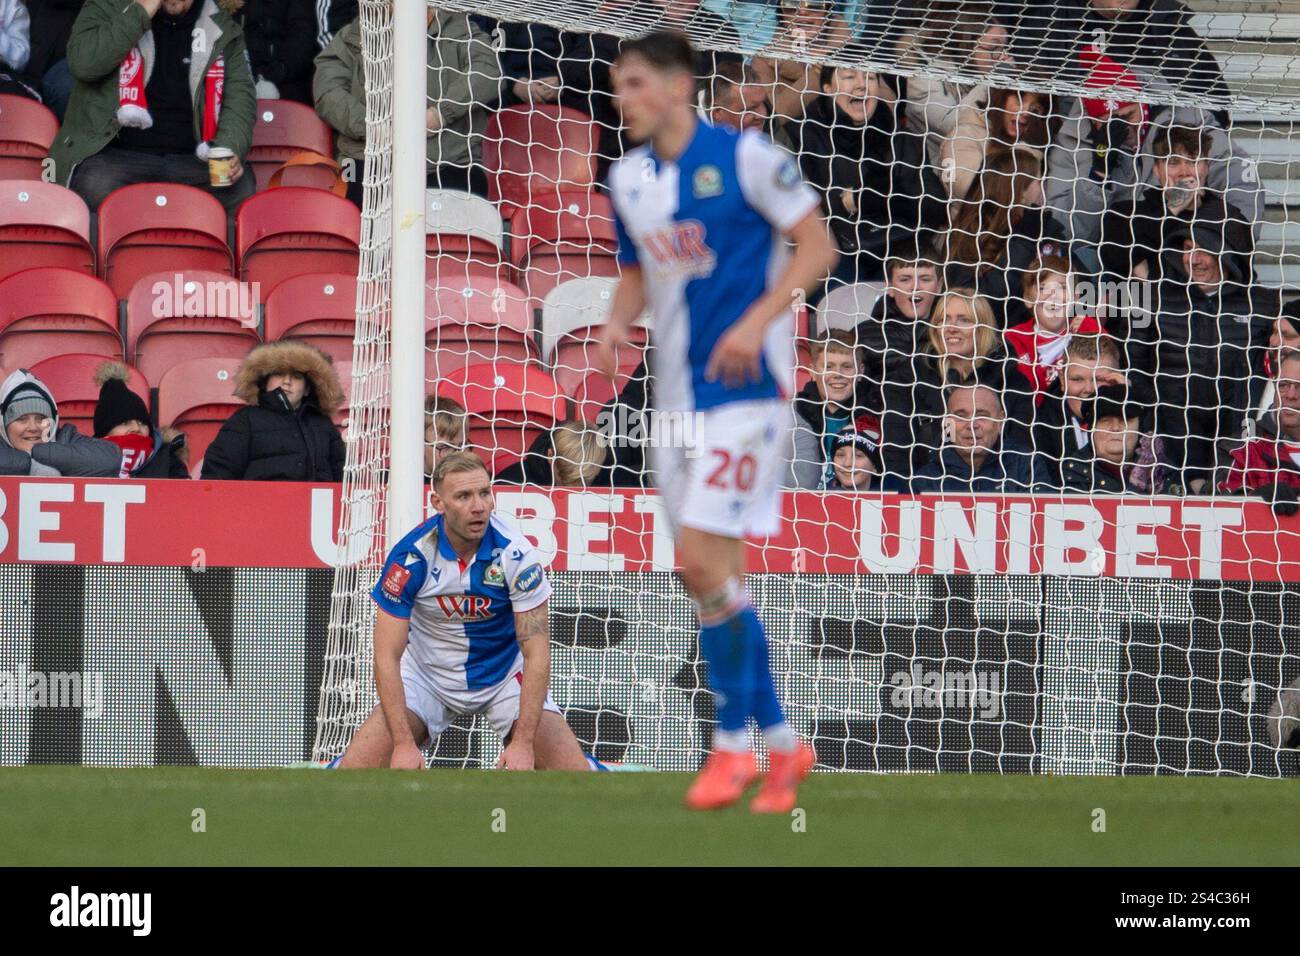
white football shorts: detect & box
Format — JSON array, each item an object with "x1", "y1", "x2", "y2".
[
  {"x1": 400, "y1": 651, "x2": 562, "y2": 745},
  {"x1": 649, "y1": 397, "x2": 790, "y2": 539}
]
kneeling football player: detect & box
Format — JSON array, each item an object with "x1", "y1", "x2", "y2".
[{"x1": 334, "y1": 451, "x2": 592, "y2": 771}]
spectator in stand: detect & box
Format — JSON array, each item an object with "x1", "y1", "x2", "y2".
[
  {"x1": 909, "y1": 381, "x2": 1045, "y2": 492},
  {"x1": 314, "y1": 8, "x2": 501, "y2": 205},
  {"x1": 1031, "y1": 332, "x2": 1128, "y2": 484},
  {"x1": 1099, "y1": 123, "x2": 1258, "y2": 286},
  {"x1": 424, "y1": 394, "x2": 466, "y2": 482},
  {"x1": 1006, "y1": 0, "x2": 1231, "y2": 124},
  {"x1": 230, "y1": 0, "x2": 319, "y2": 105},
  {"x1": 1136, "y1": 220, "x2": 1275, "y2": 491},
  {"x1": 0, "y1": 0, "x2": 34, "y2": 98},
  {"x1": 1045, "y1": 42, "x2": 1260, "y2": 249},
  {"x1": 92, "y1": 361, "x2": 188, "y2": 477},
  {"x1": 944, "y1": 146, "x2": 1079, "y2": 327},
  {"x1": 495, "y1": 419, "x2": 610, "y2": 486},
  {"x1": 788, "y1": 330, "x2": 878, "y2": 490},
  {"x1": 1217, "y1": 349, "x2": 1300, "y2": 515},
  {"x1": 50, "y1": 0, "x2": 257, "y2": 213},
  {"x1": 823, "y1": 415, "x2": 886, "y2": 491},
  {"x1": 1004, "y1": 255, "x2": 1104, "y2": 400},
  {"x1": 1058, "y1": 383, "x2": 1178, "y2": 494},
  {"x1": 22, "y1": 1, "x2": 87, "y2": 116},
  {"x1": 879, "y1": 287, "x2": 1033, "y2": 480},
  {"x1": 201, "y1": 341, "x2": 346, "y2": 481},
  {"x1": 896, "y1": 0, "x2": 1013, "y2": 167},
  {"x1": 940, "y1": 86, "x2": 1051, "y2": 200},
  {"x1": 854, "y1": 241, "x2": 944, "y2": 395},
  {"x1": 0, "y1": 369, "x2": 121, "y2": 476},
  {"x1": 751, "y1": 0, "x2": 853, "y2": 126},
  {"x1": 785, "y1": 65, "x2": 944, "y2": 286},
  {"x1": 706, "y1": 59, "x2": 770, "y2": 135}
]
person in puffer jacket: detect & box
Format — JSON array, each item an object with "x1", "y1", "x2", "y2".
[
  {"x1": 92, "y1": 361, "x2": 189, "y2": 478},
  {"x1": 200, "y1": 341, "x2": 345, "y2": 481},
  {"x1": 0, "y1": 369, "x2": 122, "y2": 476}
]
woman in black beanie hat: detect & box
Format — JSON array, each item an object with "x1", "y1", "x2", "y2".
[{"x1": 93, "y1": 362, "x2": 190, "y2": 478}]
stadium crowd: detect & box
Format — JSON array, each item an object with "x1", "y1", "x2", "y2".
[{"x1": 1, "y1": 0, "x2": 1299, "y2": 512}]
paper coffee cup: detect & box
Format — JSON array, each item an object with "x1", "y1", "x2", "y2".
[{"x1": 208, "y1": 148, "x2": 235, "y2": 188}]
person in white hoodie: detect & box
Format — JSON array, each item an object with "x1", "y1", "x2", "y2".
[
  {"x1": 0, "y1": 369, "x2": 122, "y2": 476},
  {"x1": 0, "y1": 0, "x2": 35, "y2": 99}
]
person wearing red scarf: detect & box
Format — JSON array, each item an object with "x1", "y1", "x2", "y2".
[
  {"x1": 49, "y1": 0, "x2": 256, "y2": 212},
  {"x1": 93, "y1": 362, "x2": 190, "y2": 479}
]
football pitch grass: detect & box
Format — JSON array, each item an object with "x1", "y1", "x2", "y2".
[{"x1": 1, "y1": 767, "x2": 1296, "y2": 866}]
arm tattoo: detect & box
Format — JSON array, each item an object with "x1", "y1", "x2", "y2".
[{"x1": 515, "y1": 605, "x2": 550, "y2": 644}]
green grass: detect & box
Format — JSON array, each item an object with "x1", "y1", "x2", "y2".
[{"x1": 0, "y1": 767, "x2": 1295, "y2": 865}]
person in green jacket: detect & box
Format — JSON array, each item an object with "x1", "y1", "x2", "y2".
[
  {"x1": 48, "y1": 0, "x2": 257, "y2": 213},
  {"x1": 313, "y1": 7, "x2": 501, "y2": 205}
]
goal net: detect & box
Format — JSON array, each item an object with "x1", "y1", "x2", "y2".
[{"x1": 314, "y1": 0, "x2": 1300, "y2": 775}]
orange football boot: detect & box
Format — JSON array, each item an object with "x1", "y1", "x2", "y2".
[
  {"x1": 750, "y1": 742, "x2": 815, "y2": 814},
  {"x1": 685, "y1": 749, "x2": 759, "y2": 810}
]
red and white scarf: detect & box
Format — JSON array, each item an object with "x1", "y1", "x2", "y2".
[{"x1": 117, "y1": 45, "x2": 225, "y2": 159}]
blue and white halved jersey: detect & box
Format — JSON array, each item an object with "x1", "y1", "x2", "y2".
[
  {"x1": 608, "y1": 122, "x2": 821, "y2": 413},
  {"x1": 371, "y1": 513, "x2": 551, "y2": 696}
]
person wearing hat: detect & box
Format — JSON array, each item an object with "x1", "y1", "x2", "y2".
[
  {"x1": 92, "y1": 361, "x2": 189, "y2": 478},
  {"x1": 824, "y1": 415, "x2": 885, "y2": 491},
  {"x1": 0, "y1": 369, "x2": 122, "y2": 477},
  {"x1": 201, "y1": 341, "x2": 345, "y2": 481},
  {"x1": 1059, "y1": 383, "x2": 1178, "y2": 494}
]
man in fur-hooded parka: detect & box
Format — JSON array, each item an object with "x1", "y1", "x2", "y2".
[{"x1": 201, "y1": 341, "x2": 345, "y2": 481}]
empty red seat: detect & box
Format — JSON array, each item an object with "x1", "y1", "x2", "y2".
[
  {"x1": 425, "y1": 276, "x2": 535, "y2": 382},
  {"x1": 0, "y1": 95, "x2": 59, "y2": 181},
  {"x1": 0, "y1": 180, "x2": 94, "y2": 281},
  {"x1": 483, "y1": 105, "x2": 597, "y2": 219},
  {"x1": 29, "y1": 353, "x2": 149, "y2": 436},
  {"x1": 126, "y1": 270, "x2": 261, "y2": 385},
  {"x1": 263, "y1": 272, "x2": 357, "y2": 366},
  {"x1": 97, "y1": 183, "x2": 233, "y2": 299},
  {"x1": 248, "y1": 99, "x2": 334, "y2": 191},
  {"x1": 236, "y1": 187, "x2": 360, "y2": 296},
  {"x1": 512, "y1": 189, "x2": 619, "y2": 304},
  {"x1": 438, "y1": 361, "x2": 565, "y2": 471},
  {"x1": 157, "y1": 356, "x2": 244, "y2": 477},
  {"x1": 540, "y1": 276, "x2": 650, "y2": 396},
  {"x1": 0, "y1": 268, "x2": 121, "y2": 370},
  {"x1": 568, "y1": 367, "x2": 636, "y2": 424},
  {"x1": 426, "y1": 188, "x2": 506, "y2": 284}
]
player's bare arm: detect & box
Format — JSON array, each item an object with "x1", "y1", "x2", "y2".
[
  {"x1": 595, "y1": 264, "x2": 646, "y2": 379},
  {"x1": 498, "y1": 601, "x2": 551, "y2": 770},
  {"x1": 706, "y1": 209, "x2": 840, "y2": 389},
  {"x1": 373, "y1": 611, "x2": 424, "y2": 770}
]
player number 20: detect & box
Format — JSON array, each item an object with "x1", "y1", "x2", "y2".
[{"x1": 705, "y1": 450, "x2": 757, "y2": 492}]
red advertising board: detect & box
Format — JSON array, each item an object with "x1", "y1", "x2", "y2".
[{"x1": 0, "y1": 478, "x2": 1297, "y2": 579}]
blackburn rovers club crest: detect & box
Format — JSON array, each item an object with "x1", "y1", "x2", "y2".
[
  {"x1": 693, "y1": 164, "x2": 723, "y2": 199},
  {"x1": 484, "y1": 559, "x2": 506, "y2": 587}
]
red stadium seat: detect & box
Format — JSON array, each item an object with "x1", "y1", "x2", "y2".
[
  {"x1": 438, "y1": 361, "x2": 565, "y2": 471},
  {"x1": 0, "y1": 95, "x2": 59, "y2": 181},
  {"x1": 425, "y1": 188, "x2": 506, "y2": 284},
  {"x1": 263, "y1": 272, "x2": 357, "y2": 366},
  {"x1": 511, "y1": 189, "x2": 620, "y2": 305},
  {"x1": 332, "y1": 360, "x2": 353, "y2": 433},
  {"x1": 540, "y1": 276, "x2": 650, "y2": 397},
  {"x1": 483, "y1": 105, "x2": 597, "y2": 219},
  {"x1": 248, "y1": 99, "x2": 334, "y2": 191},
  {"x1": 97, "y1": 183, "x2": 234, "y2": 299},
  {"x1": 236, "y1": 188, "x2": 360, "y2": 296},
  {"x1": 29, "y1": 353, "x2": 149, "y2": 436},
  {"x1": 424, "y1": 276, "x2": 535, "y2": 382},
  {"x1": 267, "y1": 151, "x2": 349, "y2": 196},
  {"x1": 0, "y1": 268, "x2": 122, "y2": 370},
  {"x1": 126, "y1": 270, "x2": 261, "y2": 386},
  {"x1": 157, "y1": 357, "x2": 244, "y2": 477},
  {"x1": 0, "y1": 180, "x2": 94, "y2": 281},
  {"x1": 568, "y1": 367, "x2": 636, "y2": 424}
]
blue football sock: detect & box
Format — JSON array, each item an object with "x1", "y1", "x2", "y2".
[
  {"x1": 699, "y1": 610, "x2": 756, "y2": 737},
  {"x1": 743, "y1": 604, "x2": 788, "y2": 733}
]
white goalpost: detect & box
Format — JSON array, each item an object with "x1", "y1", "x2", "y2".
[{"x1": 314, "y1": 0, "x2": 1300, "y2": 775}]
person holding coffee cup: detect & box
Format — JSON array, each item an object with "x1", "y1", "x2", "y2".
[{"x1": 50, "y1": 0, "x2": 257, "y2": 213}]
